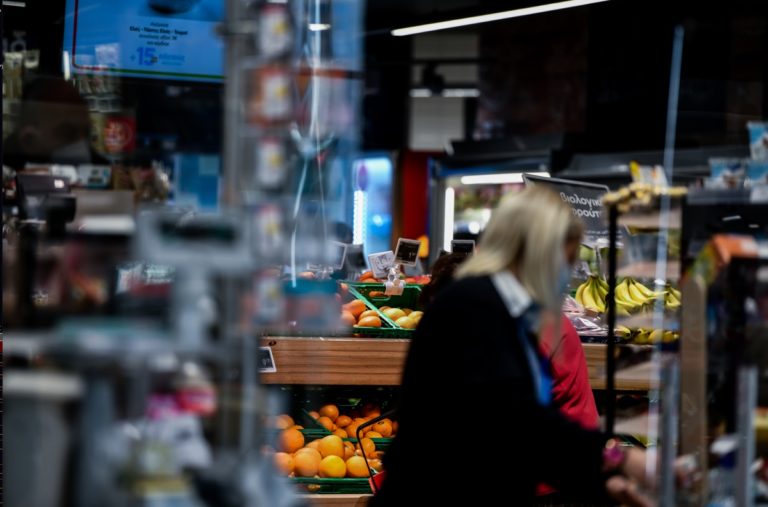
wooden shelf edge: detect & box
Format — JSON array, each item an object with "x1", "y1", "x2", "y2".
[{"x1": 300, "y1": 493, "x2": 371, "y2": 507}]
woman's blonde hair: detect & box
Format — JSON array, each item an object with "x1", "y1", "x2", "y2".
[{"x1": 456, "y1": 186, "x2": 584, "y2": 310}]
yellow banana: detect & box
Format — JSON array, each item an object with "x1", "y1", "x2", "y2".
[
  {"x1": 662, "y1": 331, "x2": 676, "y2": 343},
  {"x1": 615, "y1": 282, "x2": 640, "y2": 309},
  {"x1": 616, "y1": 325, "x2": 632, "y2": 337},
  {"x1": 590, "y1": 278, "x2": 606, "y2": 312},
  {"x1": 580, "y1": 281, "x2": 599, "y2": 311},
  {"x1": 648, "y1": 329, "x2": 664, "y2": 343},
  {"x1": 575, "y1": 281, "x2": 587, "y2": 305},
  {"x1": 627, "y1": 280, "x2": 651, "y2": 304}
]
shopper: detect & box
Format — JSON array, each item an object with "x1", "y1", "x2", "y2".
[
  {"x1": 418, "y1": 252, "x2": 469, "y2": 308},
  {"x1": 371, "y1": 187, "x2": 655, "y2": 506}
]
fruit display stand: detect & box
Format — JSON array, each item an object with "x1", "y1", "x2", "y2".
[{"x1": 602, "y1": 184, "x2": 686, "y2": 439}]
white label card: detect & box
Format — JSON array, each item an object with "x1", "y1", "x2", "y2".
[
  {"x1": 394, "y1": 238, "x2": 421, "y2": 266},
  {"x1": 258, "y1": 346, "x2": 277, "y2": 373},
  {"x1": 368, "y1": 250, "x2": 395, "y2": 278}
]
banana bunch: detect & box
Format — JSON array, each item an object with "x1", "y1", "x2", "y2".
[
  {"x1": 632, "y1": 328, "x2": 679, "y2": 345},
  {"x1": 665, "y1": 284, "x2": 682, "y2": 310},
  {"x1": 614, "y1": 277, "x2": 665, "y2": 314},
  {"x1": 575, "y1": 275, "x2": 609, "y2": 313}
]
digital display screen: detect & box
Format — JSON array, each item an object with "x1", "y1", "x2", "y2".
[{"x1": 63, "y1": 0, "x2": 224, "y2": 81}]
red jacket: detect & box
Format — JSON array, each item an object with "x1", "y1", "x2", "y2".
[{"x1": 537, "y1": 316, "x2": 599, "y2": 496}]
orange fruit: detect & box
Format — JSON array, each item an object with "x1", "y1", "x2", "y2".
[
  {"x1": 357, "y1": 437, "x2": 376, "y2": 457},
  {"x1": 356, "y1": 315, "x2": 381, "y2": 328},
  {"x1": 289, "y1": 425, "x2": 304, "y2": 431},
  {"x1": 319, "y1": 405, "x2": 340, "y2": 422},
  {"x1": 306, "y1": 440, "x2": 321, "y2": 451},
  {"x1": 294, "y1": 450, "x2": 321, "y2": 477},
  {"x1": 373, "y1": 419, "x2": 393, "y2": 437},
  {"x1": 365, "y1": 431, "x2": 383, "y2": 439},
  {"x1": 278, "y1": 428, "x2": 304, "y2": 453},
  {"x1": 333, "y1": 428, "x2": 348, "y2": 438},
  {"x1": 391, "y1": 421, "x2": 398, "y2": 435},
  {"x1": 345, "y1": 299, "x2": 367, "y2": 318},
  {"x1": 410, "y1": 311, "x2": 423, "y2": 322},
  {"x1": 340, "y1": 311, "x2": 356, "y2": 326},
  {"x1": 368, "y1": 458, "x2": 384, "y2": 473},
  {"x1": 379, "y1": 306, "x2": 391, "y2": 312},
  {"x1": 296, "y1": 447, "x2": 322, "y2": 461},
  {"x1": 274, "y1": 452, "x2": 294, "y2": 475},
  {"x1": 308, "y1": 411, "x2": 320, "y2": 420},
  {"x1": 343, "y1": 441, "x2": 356, "y2": 460},
  {"x1": 362, "y1": 404, "x2": 381, "y2": 418},
  {"x1": 383, "y1": 308, "x2": 406, "y2": 321},
  {"x1": 317, "y1": 416, "x2": 335, "y2": 431},
  {"x1": 319, "y1": 455, "x2": 346, "y2": 478},
  {"x1": 336, "y1": 415, "x2": 352, "y2": 428},
  {"x1": 318, "y1": 435, "x2": 345, "y2": 458},
  {"x1": 395, "y1": 316, "x2": 417, "y2": 329},
  {"x1": 346, "y1": 456, "x2": 370, "y2": 478},
  {"x1": 345, "y1": 422, "x2": 362, "y2": 440},
  {"x1": 402, "y1": 308, "x2": 413, "y2": 316},
  {"x1": 359, "y1": 309, "x2": 379, "y2": 320},
  {"x1": 274, "y1": 414, "x2": 294, "y2": 430}
]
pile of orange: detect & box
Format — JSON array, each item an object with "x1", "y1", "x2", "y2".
[
  {"x1": 340, "y1": 299, "x2": 383, "y2": 328},
  {"x1": 302, "y1": 403, "x2": 397, "y2": 440},
  {"x1": 272, "y1": 432, "x2": 384, "y2": 479},
  {"x1": 340, "y1": 299, "x2": 424, "y2": 330}
]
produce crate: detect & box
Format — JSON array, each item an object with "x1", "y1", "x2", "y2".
[
  {"x1": 347, "y1": 284, "x2": 422, "y2": 338},
  {"x1": 291, "y1": 477, "x2": 372, "y2": 494}
]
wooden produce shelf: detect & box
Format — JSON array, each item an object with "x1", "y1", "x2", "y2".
[
  {"x1": 301, "y1": 494, "x2": 370, "y2": 507},
  {"x1": 582, "y1": 343, "x2": 658, "y2": 391},
  {"x1": 259, "y1": 336, "x2": 410, "y2": 386},
  {"x1": 259, "y1": 337, "x2": 654, "y2": 391}
]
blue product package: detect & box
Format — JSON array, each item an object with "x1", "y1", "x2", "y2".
[
  {"x1": 747, "y1": 161, "x2": 768, "y2": 185},
  {"x1": 747, "y1": 121, "x2": 768, "y2": 160},
  {"x1": 709, "y1": 158, "x2": 746, "y2": 188},
  {"x1": 173, "y1": 154, "x2": 220, "y2": 210}
]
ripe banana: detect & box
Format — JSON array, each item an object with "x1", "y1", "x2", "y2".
[
  {"x1": 589, "y1": 279, "x2": 606, "y2": 312},
  {"x1": 615, "y1": 281, "x2": 641, "y2": 309},
  {"x1": 627, "y1": 280, "x2": 651, "y2": 304},
  {"x1": 648, "y1": 329, "x2": 664, "y2": 343}
]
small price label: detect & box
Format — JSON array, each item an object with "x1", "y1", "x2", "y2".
[
  {"x1": 451, "y1": 239, "x2": 475, "y2": 255},
  {"x1": 368, "y1": 250, "x2": 395, "y2": 278},
  {"x1": 394, "y1": 238, "x2": 421, "y2": 266},
  {"x1": 258, "y1": 346, "x2": 277, "y2": 373}
]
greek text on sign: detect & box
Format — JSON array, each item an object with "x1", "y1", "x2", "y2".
[{"x1": 559, "y1": 193, "x2": 603, "y2": 219}]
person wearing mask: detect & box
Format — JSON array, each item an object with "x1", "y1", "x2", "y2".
[{"x1": 371, "y1": 187, "x2": 656, "y2": 506}]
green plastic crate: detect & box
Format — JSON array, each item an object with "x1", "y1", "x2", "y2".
[
  {"x1": 291, "y1": 477, "x2": 372, "y2": 494},
  {"x1": 347, "y1": 284, "x2": 422, "y2": 338}
]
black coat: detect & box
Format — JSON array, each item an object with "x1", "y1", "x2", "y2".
[{"x1": 370, "y1": 275, "x2": 609, "y2": 505}]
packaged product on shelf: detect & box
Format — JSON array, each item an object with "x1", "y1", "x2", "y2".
[
  {"x1": 747, "y1": 160, "x2": 768, "y2": 186},
  {"x1": 708, "y1": 158, "x2": 746, "y2": 189},
  {"x1": 748, "y1": 121, "x2": 768, "y2": 160}
]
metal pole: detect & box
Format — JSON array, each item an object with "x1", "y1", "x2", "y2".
[
  {"x1": 736, "y1": 366, "x2": 758, "y2": 507},
  {"x1": 606, "y1": 204, "x2": 618, "y2": 435}
]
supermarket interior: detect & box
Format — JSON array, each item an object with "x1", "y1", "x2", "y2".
[{"x1": 4, "y1": 0, "x2": 768, "y2": 505}]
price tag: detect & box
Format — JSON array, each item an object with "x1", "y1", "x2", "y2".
[
  {"x1": 368, "y1": 250, "x2": 395, "y2": 278},
  {"x1": 394, "y1": 238, "x2": 421, "y2": 266},
  {"x1": 451, "y1": 239, "x2": 475, "y2": 255},
  {"x1": 329, "y1": 241, "x2": 348, "y2": 270},
  {"x1": 258, "y1": 346, "x2": 277, "y2": 373},
  {"x1": 345, "y1": 244, "x2": 367, "y2": 271}
]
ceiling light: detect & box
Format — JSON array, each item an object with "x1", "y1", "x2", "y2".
[
  {"x1": 392, "y1": 0, "x2": 610, "y2": 37},
  {"x1": 410, "y1": 87, "x2": 480, "y2": 98},
  {"x1": 460, "y1": 171, "x2": 549, "y2": 185},
  {"x1": 309, "y1": 23, "x2": 331, "y2": 31}
]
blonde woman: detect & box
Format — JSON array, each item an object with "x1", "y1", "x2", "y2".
[{"x1": 371, "y1": 187, "x2": 655, "y2": 506}]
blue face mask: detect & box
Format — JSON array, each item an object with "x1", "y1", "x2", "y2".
[{"x1": 558, "y1": 263, "x2": 572, "y2": 295}]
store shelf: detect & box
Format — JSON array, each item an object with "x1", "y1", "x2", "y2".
[
  {"x1": 618, "y1": 260, "x2": 680, "y2": 281},
  {"x1": 583, "y1": 343, "x2": 658, "y2": 391},
  {"x1": 619, "y1": 210, "x2": 681, "y2": 230},
  {"x1": 260, "y1": 337, "x2": 654, "y2": 392},
  {"x1": 259, "y1": 337, "x2": 410, "y2": 386},
  {"x1": 301, "y1": 494, "x2": 370, "y2": 506}
]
